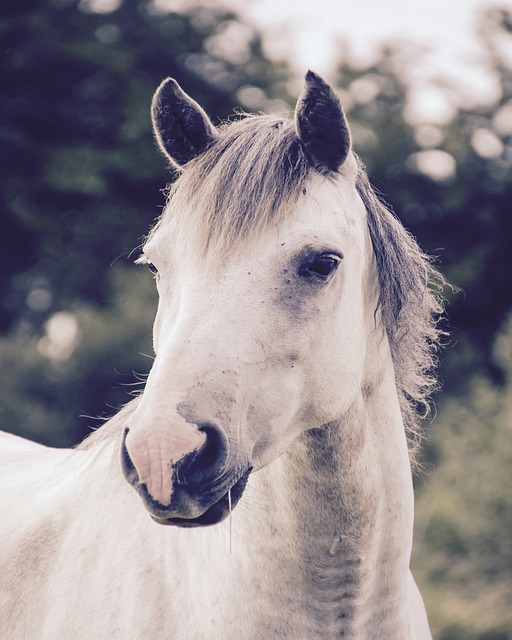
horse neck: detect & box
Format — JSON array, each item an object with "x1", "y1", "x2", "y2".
[{"x1": 249, "y1": 337, "x2": 415, "y2": 638}]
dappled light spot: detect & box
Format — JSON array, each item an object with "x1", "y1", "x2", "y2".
[
  {"x1": 348, "y1": 75, "x2": 381, "y2": 105},
  {"x1": 405, "y1": 87, "x2": 457, "y2": 125},
  {"x1": 27, "y1": 288, "x2": 52, "y2": 313},
  {"x1": 493, "y1": 103, "x2": 512, "y2": 135},
  {"x1": 78, "y1": 0, "x2": 122, "y2": 14},
  {"x1": 237, "y1": 86, "x2": 266, "y2": 110},
  {"x1": 407, "y1": 149, "x2": 456, "y2": 182},
  {"x1": 351, "y1": 124, "x2": 378, "y2": 151},
  {"x1": 38, "y1": 312, "x2": 80, "y2": 361},
  {"x1": 94, "y1": 24, "x2": 120, "y2": 44},
  {"x1": 471, "y1": 128, "x2": 504, "y2": 160},
  {"x1": 205, "y1": 21, "x2": 254, "y2": 66},
  {"x1": 414, "y1": 124, "x2": 444, "y2": 149}
]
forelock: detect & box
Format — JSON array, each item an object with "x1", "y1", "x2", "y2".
[{"x1": 162, "y1": 114, "x2": 312, "y2": 254}]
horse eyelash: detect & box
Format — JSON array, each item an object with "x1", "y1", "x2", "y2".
[
  {"x1": 136, "y1": 253, "x2": 159, "y2": 277},
  {"x1": 135, "y1": 253, "x2": 149, "y2": 266},
  {"x1": 135, "y1": 253, "x2": 159, "y2": 277}
]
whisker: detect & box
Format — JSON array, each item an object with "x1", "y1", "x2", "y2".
[{"x1": 228, "y1": 487, "x2": 232, "y2": 555}]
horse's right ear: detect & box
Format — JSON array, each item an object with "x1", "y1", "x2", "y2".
[{"x1": 151, "y1": 78, "x2": 219, "y2": 168}]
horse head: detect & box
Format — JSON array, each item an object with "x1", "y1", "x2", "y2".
[{"x1": 121, "y1": 72, "x2": 378, "y2": 527}]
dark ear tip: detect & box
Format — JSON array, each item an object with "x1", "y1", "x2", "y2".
[
  {"x1": 162, "y1": 77, "x2": 180, "y2": 92},
  {"x1": 153, "y1": 78, "x2": 180, "y2": 104},
  {"x1": 151, "y1": 76, "x2": 218, "y2": 167},
  {"x1": 304, "y1": 70, "x2": 329, "y2": 91}
]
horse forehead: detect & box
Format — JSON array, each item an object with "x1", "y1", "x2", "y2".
[
  {"x1": 284, "y1": 174, "x2": 367, "y2": 240},
  {"x1": 148, "y1": 171, "x2": 365, "y2": 269}
]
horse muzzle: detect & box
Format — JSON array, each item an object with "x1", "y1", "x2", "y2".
[{"x1": 120, "y1": 423, "x2": 252, "y2": 527}]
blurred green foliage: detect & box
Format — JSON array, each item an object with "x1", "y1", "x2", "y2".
[
  {"x1": 331, "y1": 12, "x2": 512, "y2": 390},
  {"x1": 413, "y1": 319, "x2": 512, "y2": 637},
  {"x1": 1, "y1": 1, "x2": 512, "y2": 637},
  {"x1": 0, "y1": 0, "x2": 290, "y2": 443}
]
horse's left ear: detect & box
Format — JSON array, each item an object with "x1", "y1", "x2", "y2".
[
  {"x1": 151, "y1": 78, "x2": 219, "y2": 168},
  {"x1": 295, "y1": 70, "x2": 351, "y2": 174}
]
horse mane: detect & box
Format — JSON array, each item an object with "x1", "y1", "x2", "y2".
[
  {"x1": 356, "y1": 166, "x2": 446, "y2": 465},
  {"x1": 144, "y1": 113, "x2": 446, "y2": 465}
]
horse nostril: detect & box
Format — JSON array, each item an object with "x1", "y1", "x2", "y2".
[
  {"x1": 120, "y1": 428, "x2": 139, "y2": 486},
  {"x1": 174, "y1": 423, "x2": 228, "y2": 486}
]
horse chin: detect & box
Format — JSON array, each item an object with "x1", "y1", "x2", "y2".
[{"x1": 150, "y1": 468, "x2": 252, "y2": 528}]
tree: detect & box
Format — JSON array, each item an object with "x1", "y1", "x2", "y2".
[
  {"x1": 0, "y1": 0, "x2": 291, "y2": 444},
  {"x1": 333, "y1": 9, "x2": 512, "y2": 391},
  {"x1": 0, "y1": 0, "x2": 291, "y2": 331}
]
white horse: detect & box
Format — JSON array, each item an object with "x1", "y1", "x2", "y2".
[{"x1": 0, "y1": 71, "x2": 444, "y2": 639}]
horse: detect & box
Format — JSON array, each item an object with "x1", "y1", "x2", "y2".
[{"x1": 0, "y1": 71, "x2": 444, "y2": 639}]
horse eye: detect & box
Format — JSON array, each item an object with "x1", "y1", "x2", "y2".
[
  {"x1": 147, "y1": 262, "x2": 159, "y2": 275},
  {"x1": 300, "y1": 254, "x2": 341, "y2": 279}
]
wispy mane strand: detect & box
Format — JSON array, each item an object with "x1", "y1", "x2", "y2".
[{"x1": 356, "y1": 164, "x2": 447, "y2": 465}]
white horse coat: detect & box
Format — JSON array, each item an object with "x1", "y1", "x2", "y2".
[{"x1": 0, "y1": 71, "x2": 441, "y2": 639}]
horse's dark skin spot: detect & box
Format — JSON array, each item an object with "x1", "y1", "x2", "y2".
[{"x1": 362, "y1": 382, "x2": 375, "y2": 398}]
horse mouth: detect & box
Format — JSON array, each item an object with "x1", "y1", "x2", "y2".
[{"x1": 150, "y1": 468, "x2": 252, "y2": 528}]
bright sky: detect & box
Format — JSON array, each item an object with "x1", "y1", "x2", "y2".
[
  {"x1": 160, "y1": 0, "x2": 502, "y2": 122},
  {"x1": 246, "y1": 0, "x2": 503, "y2": 121},
  {"x1": 243, "y1": 0, "x2": 494, "y2": 74}
]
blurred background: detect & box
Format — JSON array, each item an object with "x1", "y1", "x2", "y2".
[{"x1": 1, "y1": 0, "x2": 511, "y2": 637}]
